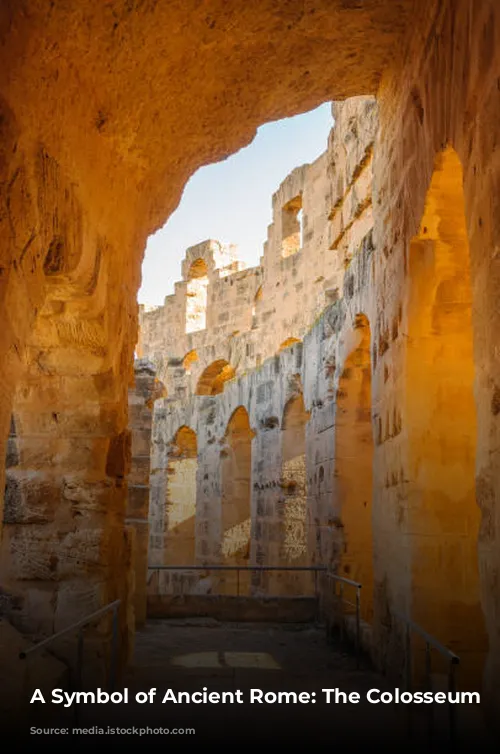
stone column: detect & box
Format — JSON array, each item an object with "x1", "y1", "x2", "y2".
[
  {"x1": 1, "y1": 366, "x2": 134, "y2": 675},
  {"x1": 127, "y1": 359, "x2": 165, "y2": 626}
]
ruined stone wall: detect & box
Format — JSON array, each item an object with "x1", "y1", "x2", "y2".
[
  {"x1": 1, "y1": 0, "x2": 500, "y2": 720},
  {"x1": 139, "y1": 97, "x2": 376, "y2": 398},
  {"x1": 0, "y1": 1, "x2": 410, "y2": 661},
  {"x1": 143, "y1": 98, "x2": 377, "y2": 601},
  {"x1": 142, "y1": 0, "x2": 500, "y2": 712}
]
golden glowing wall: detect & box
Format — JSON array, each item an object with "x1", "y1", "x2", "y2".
[{"x1": 405, "y1": 148, "x2": 487, "y2": 685}]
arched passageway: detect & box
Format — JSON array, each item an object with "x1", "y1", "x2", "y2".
[
  {"x1": 334, "y1": 314, "x2": 374, "y2": 623},
  {"x1": 220, "y1": 407, "x2": 253, "y2": 594},
  {"x1": 405, "y1": 146, "x2": 487, "y2": 686},
  {"x1": 196, "y1": 360, "x2": 235, "y2": 396},
  {"x1": 165, "y1": 426, "x2": 198, "y2": 565},
  {"x1": 278, "y1": 393, "x2": 312, "y2": 595}
]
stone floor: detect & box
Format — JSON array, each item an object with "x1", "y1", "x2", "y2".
[{"x1": 8, "y1": 619, "x2": 494, "y2": 749}]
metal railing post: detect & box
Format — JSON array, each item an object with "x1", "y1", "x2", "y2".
[
  {"x1": 74, "y1": 628, "x2": 84, "y2": 727},
  {"x1": 448, "y1": 659, "x2": 458, "y2": 749},
  {"x1": 109, "y1": 603, "x2": 119, "y2": 693},
  {"x1": 313, "y1": 569, "x2": 318, "y2": 622},
  {"x1": 405, "y1": 624, "x2": 412, "y2": 739},
  {"x1": 392, "y1": 610, "x2": 460, "y2": 748},
  {"x1": 355, "y1": 586, "x2": 361, "y2": 669},
  {"x1": 425, "y1": 641, "x2": 433, "y2": 745},
  {"x1": 339, "y1": 582, "x2": 344, "y2": 644}
]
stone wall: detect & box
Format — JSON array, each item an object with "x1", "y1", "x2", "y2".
[
  {"x1": 126, "y1": 359, "x2": 165, "y2": 626},
  {"x1": 142, "y1": 97, "x2": 377, "y2": 602},
  {"x1": 140, "y1": 5, "x2": 500, "y2": 711},
  {"x1": 1, "y1": 0, "x2": 500, "y2": 722}
]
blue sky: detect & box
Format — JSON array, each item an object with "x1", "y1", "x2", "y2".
[{"x1": 138, "y1": 102, "x2": 333, "y2": 305}]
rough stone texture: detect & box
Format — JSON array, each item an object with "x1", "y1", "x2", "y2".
[
  {"x1": 0, "y1": 0, "x2": 500, "y2": 727},
  {"x1": 0, "y1": 0, "x2": 411, "y2": 662},
  {"x1": 126, "y1": 359, "x2": 165, "y2": 627},
  {"x1": 142, "y1": 97, "x2": 376, "y2": 606}
]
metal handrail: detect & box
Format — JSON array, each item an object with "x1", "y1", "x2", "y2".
[
  {"x1": 19, "y1": 600, "x2": 121, "y2": 660},
  {"x1": 323, "y1": 572, "x2": 362, "y2": 589},
  {"x1": 148, "y1": 565, "x2": 327, "y2": 571},
  {"x1": 19, "y1": 599, "x2": 121, "y2": 704},
  {"x1": 148, "y1": 564, "x2": 326, "y2": 602},
  {"x1": 392, "y1": 609, "x2": 460, "y2": 748},
  {"x1": 393, "y1": 610, "x2": 459, "y2": 663},
  {"x1": 322, "y1": 571, "x2": 362, "y2": 667},
  {"x1": 148, "y1": 565, "x2": 363, "y2": 666}
]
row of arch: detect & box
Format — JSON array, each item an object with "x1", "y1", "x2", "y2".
[
  {"x1": 158, "y1": 147, "x2": 487, "y2": 685},
  {"x1": 182, "y1": 338, "x2": 302, "y2": 397},
  {"x1": 159, "y1": 363, "x2": 373, "y2": 602}
]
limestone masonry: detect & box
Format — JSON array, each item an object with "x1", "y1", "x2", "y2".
[
  {"x1": 1, "y1": 0, "x2": 500, "y2": 731},
  {"x1": 138, "y1": 97, "x2": 376, "y2": 611}
]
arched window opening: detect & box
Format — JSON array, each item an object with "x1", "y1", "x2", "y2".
[
  {"x1": 281, "y1": 195, "x2": 303, "y2": 258},
  {"x1": 334, "y1": 313, "x2": 374, "y2": 623},
  {"x1": 220, "y1": 407, "x2": 253, "y2": 594},
  {"x1": 186, "y1": 258, "x2": 209, "y2": 333},
  {"x1": 196, "y1": 360, "x2": 235, "y2": 396},
  {"x1": 182, "y1": 349, "x2": 199, "y2": 374},
  {"x1": 277, "y1": 393, "x2": 311, "y2": 595},
  {"x1": 406, "y1": 146, "x2": 487, "y2": 687},
  {"x1": 164, "y1": 426, "x2": 198, "y2": 565},
  {"x1": 251, "y1": 285, "x2": 263, "y2": 318}
]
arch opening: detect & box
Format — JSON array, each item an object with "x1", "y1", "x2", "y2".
[
  {"x1": 406, "y1": 146, "x2": 487, "y2": 686},
  {"x1": 334, "y1": 313, "x2": 374, "y2": 623},
  {"x1": 277, "y1": 393, "x2": 312, "y2": 595},
  {"x1": 164, "y1": 426, "x2": 198, "y2": 566},
  {"x1": 251, "y1": 285, "x2": 263, "y2": 320},
  {"x1": 281, "y1": 194, "x2": 303, "y2": 258},
  {"x1": 196, "y1": 360, "x2": 235, "y2": 396},
  {"x1": 186, "y1": 258, "x2": 209, "y2": 333},
  {"x1": 220, "y1": 406, "x2": 253, "y2": 594},
  {"x1": 182, "y1": 349, "x2": 199, "y2": 374}
]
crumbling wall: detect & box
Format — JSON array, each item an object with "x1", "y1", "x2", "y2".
[
  {"x1": 1, "y1": 0, "x2": 500, "y2": 720},
  {"x1": 144, "y1": 97, "x2": 378, "y2": 603},
  {"x1": 140, "y1": 97, "x2": 376, "y2": 403}
]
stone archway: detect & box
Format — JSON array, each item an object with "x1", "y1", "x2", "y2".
[
  {"x1": 196, "y1": 360, "x2": 235, "y2": 396},
  {"x1": 278, "y1": 392, "x2": 311, "y2": 595},
  {"x1": 164, "y1": 426, "x2": 198, "y2": 566},
  {"x1": 0, "y1": 0, "x2": 420, "y2": 659},
  {"x1": 220, "y1": 406, "x2": 254, "y2": 594}
]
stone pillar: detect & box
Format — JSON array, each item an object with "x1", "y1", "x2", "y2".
[
  {"x1": 1, "y1": 366, "x2": 134, "y2": 674},
  {"x1": 127, "y1": 359, "x2": 165, "y2": 626}
]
